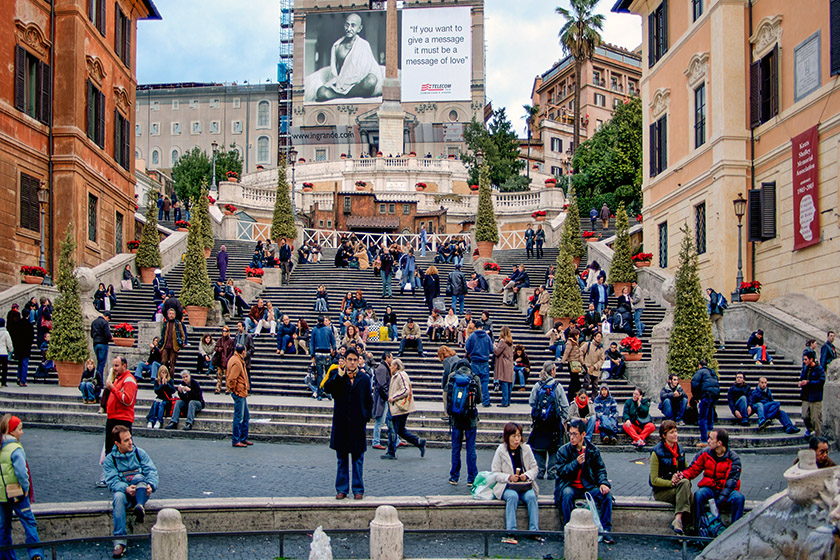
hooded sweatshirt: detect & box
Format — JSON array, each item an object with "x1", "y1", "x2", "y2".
[
  {"x1": 594, "y1": 386, "x2": 618, "y2": 419},
  {"x1": 465, "y1": 329, "x2": 492, "y2": 363}
]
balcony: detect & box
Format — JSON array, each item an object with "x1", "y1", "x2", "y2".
[{"x1": 593, "y1": 79, "x2": 606, "y2": 88}]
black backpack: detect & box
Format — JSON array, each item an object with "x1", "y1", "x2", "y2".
[{"x1": 531, "y1": 381, "x2": 558, "y2": 425}]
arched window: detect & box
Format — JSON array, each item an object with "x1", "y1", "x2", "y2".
[
  {"x1": 171, "y1": 147, "x2": 180, "y2": 166},
  {"x1": 135, "y1": 147, "x2": 142, "y2": 160},
  {"x1": 232, "y1": 145, "x2": 243, "y2": 159},
  {"x1": 257, "y1": 100, "x2": 270, "y2": 128},
  {"x1": 151, "y1": 149, "x2": 160, "y2": 166},
  {"x1": 256, "y1": 136, "x2": 270, "y2": 164}
]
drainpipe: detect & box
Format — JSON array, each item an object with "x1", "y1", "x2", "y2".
[
  {"x1": 748, "y1": 0, "x2": 755, "y2": 282},
  {"x1": 47, "y1": 0, "x2": 56, "y2": 281}
]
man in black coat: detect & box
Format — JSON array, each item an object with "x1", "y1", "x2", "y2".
[
  {"x1": 91, "y1": 311, "x2": 113, "y2": 382},
  {"x1": 278, "y1": 239, "x2": 292, "y2": 284},
  {"x1": 9, "y1": 310, "x2": 33, "y2": 386},
  {"x1": 447, "y1": 264, "x2": 468, "y2": 315},
  {"x1": 324, "y1": 347, "x2": 372, "y2": 500},
  {"x1": 691, "y1": 359, "x2": 720, "y2": 447}
]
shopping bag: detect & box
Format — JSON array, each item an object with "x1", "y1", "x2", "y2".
[
  {"x1": 533, "y1": 313, "x2": 543, "y2": 327},
  {"x1": 432, "y1": 297, "x2": 446, "y2": 312},
  {"x1": 120, "y1": 279, "x2": 133, "y2": 291},
  {"x1": 404, "y1": 282, "x2": 412, "y2": 291},
  {"x1": 395, "y1": 269, "x2": 403, "y2": 280},
  {"x1": 470, "y1": 471, "x2": 497, "y2": 500},
  {"x1": 584, "y1": 491, "x2": 605, "y2": 532},
  {"x1": 379, "y1": 326, "x2": 390, "y2": 342}
]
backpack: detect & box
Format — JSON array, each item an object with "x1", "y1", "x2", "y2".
[
  {"x1": 718, "y1": 295, "x2": 728, "y2": 311},
  {"x1": 531, "y1": 381, "x2": 558, "y2": 425},
  {"x1": 698, "y1": 510, "x2": 726, "y2": 539},
  {"x1": 447, "y1": 368, "x2": 478, "y2": 421}
]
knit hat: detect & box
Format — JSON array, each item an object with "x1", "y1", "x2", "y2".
[{"x1": 8, "y1": 416, "x2": 21, "y2": 433}]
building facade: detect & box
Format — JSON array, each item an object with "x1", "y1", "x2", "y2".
[
  {"x1": 310, "y1": 191, "x2": 446, "y2": 234},
  {"x1": 614, "y1": 0, "x2": 840, "y2": 314},
  {"x1": 524, "y1": 43, "x2": 642, "y2": 176},
  {"x1": 135, "y1": 82, "x2": 281, "y2": 175},
  {"x1": 0, "y1": 0, "x2": 159, "y2": 287}
]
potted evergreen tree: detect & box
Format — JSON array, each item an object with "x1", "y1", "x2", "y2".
[
  {"x1": 271, "y1": 157, "x2": 297, "y2": 246},
  {"x1": 608, "y1": 202, "x2": 637, "y2": 295},
  {"x1": 549, "y1": 245, "x2": 583, "y2": 329},
  {"x1": 474, "y1": 162, "x2": 498, "y2": 258},
  {"x1": 48, "y1": 226, "x2": 90, "y2": 386},
  {"x1": 180, "y1": 200, "x2": 214, "y2": 327},
  {"x1": 562, "y1": 186, "x2": 586, "y2": 269},
  {"x1": 192, "y1": 186, "x2": 214, "y2": 258},
  {"x1": 667, "y1": 224, "x2": 718, "y2": 394},
  {"x1": 135, "y1": 193, "x2": 162, "y2": 284}
]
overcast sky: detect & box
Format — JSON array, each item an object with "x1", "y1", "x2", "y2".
[{"x1": 137, "y1": 0, "x2": 641, "y2": 135}]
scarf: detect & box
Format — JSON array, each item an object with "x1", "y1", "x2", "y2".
[
  {"x1": 664, "y1": 441, "x2": 680, "y2": 467},
  {"x1": 575, "y1": 395, "x2": 589, "y2": 414}
]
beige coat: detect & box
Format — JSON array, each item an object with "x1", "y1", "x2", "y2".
[
  {"x1": 387, "y1": 369, "x2": 415, "y2": 416},
  {"x1": 494, "y1": 340, "x2": 514, "y2": 383},
  {"x1": 490, "y1": 443, "x2": 539, "y2": 499},
  {"x1": 580, "y1": 340, "x2": 605, "y2": 372},
  {"x1": 355, "y1": 246, "x2": 370, "y2": 270},
  {"x1": 536, "y1": 290, "x2": 551, "y2": 316}
]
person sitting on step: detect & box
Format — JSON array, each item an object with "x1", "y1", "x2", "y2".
[
  {"x1": 747, "y1": 329, "x2": 773, "y2": 364},
  {"x1": 398, "y1": 318, "x2": 425, "y2": 357}
]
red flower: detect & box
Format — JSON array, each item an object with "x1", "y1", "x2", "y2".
[
  {"x1": 113, "y1": 323, "x2": 136, "y2": 338},
  {"x1": 581, "y1": 231, "x2": 599, "y2": 239},
  {"x1": 175, "y1": 220, "x2": 190, "y2": 228},
  {"x1": 245, "y1": 267, "x2": 264, "y2": 278},
  {"x1": 126, "y1": 240, "x2": 140, "y2": 250},
  {"x1": 469, "y1": 184, "x2": 479, "y2": 190},
  {"x1": 224, "y1": 204, "x2": 237, "y2": 213},
  {"x1": 631, "y1": 253, "x2": 653, "y2": 262},
  {"x1": 483, "y1": 262, "x2": 500, "y2": 271},
  {"x1": 620, "y1": 336, "x2": 642, "y2": 353}
]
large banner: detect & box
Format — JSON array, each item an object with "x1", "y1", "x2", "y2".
[
  {"x1": 791, "y1": 125, "x2": 820, "y2": 251},
  {"x1": 303, "y1": 11, "x2": 393, "y2": 105},
  {"x1": 401, "y1": 7, "x2": 472, "y2": 102}
]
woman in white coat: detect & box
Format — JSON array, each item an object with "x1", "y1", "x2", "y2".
[{"x1": 491, "y1": 422, "x2": 542, "y2": 544}]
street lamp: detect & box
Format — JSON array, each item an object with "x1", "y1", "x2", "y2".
[
  {"x1": 37, "y1": 181, "x2": 49, "y2": 272},
  {"x1": 476, "y1": 150, "x2": 484, "y2": 167},
  {"x1": 731, "y1": 193, "x2": 748, "y2": 302},
  {"x1": 210, "y1": 140, "x2": 219, "y2": 197},
  {"x1": 288, "y1": 147, "x2": 298, "y2": 218}
]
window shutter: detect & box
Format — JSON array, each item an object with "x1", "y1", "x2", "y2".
[
  {"x1": 649, "y1": 122, "x2": 658, "y2": 176},
  {"x1": 122, "y1": 116, "x2": 131, "y2": 168},
  {"x1": 28, "y1": 175, "x2": 40, "y2": 232},
  {"x1": 747, "y1": 188, "x2": 763, "y2": 241},
  {"x1": 38, "y1": 61, "x2": 51, "y2": 125},
  {"x1": 769, "y1": 45, "x2": 779, "y2": 118},
  {"x1": 14, "y1": 46, "x2": 26, "y2": 112},
  {"x1": 760, "y1": 181, "x2": 776, "y2": 239},
  {"x1": 659, "y1": 117, "x2": 667, "y2": 171},
  {"x1": 832, "y1": 0, "x2": 840, "y2": 75},
  {"x1": 648, "y1": 12, "x2": 655, "y2": 67},
  {"x1": 98, "y1": 0, "x2": 106, "y2": 35},
  {"x1": 97, "y1": 90, "x2": 105, "y2": 147},
  {"x1": 19, "y1": 174, "x2": 32, "y2": 231},
  {"x1": 749, "y1": 61, "x2": 760, "y2": 129},
  {"x1": 86, "y1": 80, "x2": 94, "y2": 139},
  {"x1": 114, "y1": 109, "x2": 119, "y2": 163},
  {"x1": 123, "y1": 16, "x2": 131, "y2": 69},
  {"x1": 114, "y1": 6, "x2": 122, "y2": 60},
  {"x1": 661, "y1": 0, "x2": 668, "y2": 56}
]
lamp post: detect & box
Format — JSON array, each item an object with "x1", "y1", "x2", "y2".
[
  {"x1": 288, "y1": 147, "x2": 298, "y2": 218},
  {"x1": 476, "y1": 149, "x2": 484, "y2": 168},
  {"x1": 210, "y1": 140, "x2": 219, "y2": 197},
  {"x1": 37, "y1": 180, "x2": 49, "y2": 271},
  {"x1": 731, "y1": 193, "x2": 747, "y2": 302}
]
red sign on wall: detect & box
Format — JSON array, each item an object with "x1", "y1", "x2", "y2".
[{"x1": 791, "y1": 125, "x2": 820, "y2": 251}]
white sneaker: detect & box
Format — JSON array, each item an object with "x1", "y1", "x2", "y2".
[
  {"x1": 313, "y1": 391, "x2": 318, "y2": 398},
  {"x1": 154, "y1": 421, "x2": 161, "y2": 429},
  {"x1": 147, "y1": 422, "x2": 153, "y2": 428}
]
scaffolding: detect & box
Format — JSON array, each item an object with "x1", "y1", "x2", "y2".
[{"x1": 278, "y1": 0, "x2": 294, "y2": 156}]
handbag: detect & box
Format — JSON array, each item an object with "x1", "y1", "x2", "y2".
[
  {"x1": 40, "y1": 318, "x2": 53, "y2": 329},
  {"x1": 395, "y1": 269, "x2": 403, "y2": 280},
  {"x1": 570, "y1": 361, "x2": 583, "y2": 374},
  {"x1": 0, "y1": 460, "x2": 24, "y2": 501}
]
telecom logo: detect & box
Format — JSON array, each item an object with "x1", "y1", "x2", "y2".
[{"x1": 420, "y1": 83, "x2": 451, "y2": 94}]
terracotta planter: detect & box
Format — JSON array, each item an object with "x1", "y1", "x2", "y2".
[
  {"x1": 612, "y1": 282, "x2": 631, "y2": 297},
  {"x1": 204, "y1": 247, "x2": 212, "y2": 259},
  {"x1": 23, "y1": 276, "x2": 43, "y2": 285},
  {"x1": 484, "y1": 269, "x2": 499, "y2": 276},
  {"x1": 469, "y1": 187, "x2": 479, "y2": 192},
  {"x1": 129, "y1": 249, "x2": 137, "y2": 254},
  {"x1": 184, "y1": 305, "x2": 209, "y2": 327},
  {"x1": 139, "y1": 267, "x2": 156, "y2": 284},
  {"x1": 113, "y1": 337, "x2": 135, "y2": 347},
  {"x1": 177, "y1": 228, "x2": 188, "y2": 232},
  {"x1": 415, "y1": 187, "x2": 426, "y2": 192},
  {"x1": 740, "y1": 293, "x2": 760, "y2": 302},
  {"x1": 224, "y1": 210, "x2": 235, "y2": 216},
  {"x1": 585, "y1": 237, "x2": 598, "y2": 243},
  {"x1": 544, "y1": 181, "x2": 556, "y2": 188},
  {"x1": 679, "y1": 379, "x2": 693, "y2": 401},
  {"x1": 622, "y1": 352, "x2": 643, "y2": 362},
  {"x1": 634, "y1": 261, "x2": 652, "y2": 268},
  {"x1": 247, "y1": 277, "x2": 263, "y2": 284},
  {"x1": 55, "y1": 361, "x2": 83, "y2": 387},
  {"x1": 356, "y1": 185, "x2": 367, "y2": 191},
  {"x1": 572, "y1": 257, "x2": 581, "y2": 269},
  {"x1": 302, "y1": 187, "x2": 313, "y2": 192},
  {"x1": 477, "y1": 241, "x2": 494, "y2": 259},
  {"x1": 534, "y1": 216, "x2": 546, "y2": 222}
]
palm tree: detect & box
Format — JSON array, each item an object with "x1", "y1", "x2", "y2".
[
  {"x1": 522, "y1": 103, "x2": 540, "y2": 182},
  {"x1": 557, "y1": 0, "x2": 604, "y2": 156}
]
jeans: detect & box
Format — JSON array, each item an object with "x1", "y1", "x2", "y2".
[
  {"x1": 549, "y1": 343, "x2": 564, "y2": 360},
  {"x1": 0, "y1": 496, "x2": 44, "y2": 559},
  {"x1": 381, "y1": 271, "x2": 392, "y2": 297},
  {"x1": 134, "y1": 361, "x2": 160, "y2": 380},
  {"x1": 694, "y1": 487, "x2": 745, "y2": 524},
  {"x1": 582, "y1": 415, "x2": 597, "y2": 440},
  {"x1": 526, "y1": 243, "x2": 534, "y2": 259},
  {"x1": 335, "y1": 451, "x2": 365, "y2": 495},
  {"x1": 113, "y1": 483, "x2": 151, "y2": 546},
  {"x1": 79, "y1": 381, "x2": 96, "y2": 401},
  {"x1": 451, "y1": 294, "x2": 464, "y2": 315},
  {"x1": 503, "y1": 488, "x2": 539, "y2": 531},
  {"x1": 401, "y1": 270, "x2": 414, "y2": 293},
  {"x1": 594, "y1": 302, "x2": 605, "y2": 314},
  {"x1": 398, "y1": 338, "x2": 424, "y2": 356},
  {"x1": 171, "y1": 399, "x2": 203, "y2": 426},
  {"x1": 536, "y1": 241, "x2": 544, "y2": 259},
  {"x1": 231, "y1": 394, "x2": 249, "y2": 444},
  {"x1": 387, "y1": 412, "x2": 422, "y2": 456},
  {"x1": 660, "y1": 397, "x2": 687, "y2": 422},
  {"x1": 245, "y1": 318, "x2": 258, "y2": 333},
  {"x1": 754, "y1": 401, "x2": 795, "y2": 430},
  {"x1": 749, "y1": 346, "x2": 771, "y2": 362},
  {"x1": 557, "y1": 486, "x2": 612, "y2": 531},
  {"x1": 513, "y1": 366, "x2": 526, "y2": 388},
  {"x1": 278, "y1": 334, "x2": 294, "y2": 352},
  {"x1": 597, "y1": 415, "x2": 618, "y2": 439},
  {"x1": 698, "y1": 396, "x2": 717, "y2": 442},
  {"x1": 94, "y1": 343, "x2": 109, "y2": 378},
  {"x1": 633, "y1": 309, "x2": 645, "y2": 336},
  {"x1": 17, "y1": 358, "x2": 29, "y2": 384},
  {"x1": 372, "y1": 407, "x2": 387, "y2": 446},
  {"x1": 603, "y1": 360, "x2": 625, "y2": 380},
  {"x1": 450, "y1": 427, "x2": 477, "y2": 483},
  {"x1": 532, "y1": 447, "x2": 558, "y2": 478},
  {"x1": 500, "y1": 381, "x2": 512, "y2": 406},
  {"x1": 315, "y1": 297, "x2": 329, "y2": 312},
  {"x1": 313, "y1": 353, "x2": 331, "y2": 398},
  {"x1": 146, "y1": 400, "x2": 167, "y2": 424},
  {"x1": 470, "y1": 360, "x2": 490, "y2": 406},
  {"x1": 730, "y1": 395, "x2": 751, "y2": 424}
]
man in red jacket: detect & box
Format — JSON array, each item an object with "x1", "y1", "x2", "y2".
[
  {"x1": 676, "y1": 428, "x2": 745, "y2": 524},
  {"x1": 97, "y1": 356, "x2": 137, "y2": 487}
]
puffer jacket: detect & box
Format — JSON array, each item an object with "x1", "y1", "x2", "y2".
[{"x1": 681, "y1": 447, "x2": 742, "y2": 499}]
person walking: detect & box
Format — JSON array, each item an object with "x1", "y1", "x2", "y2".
[
  {"x1": 91, "y1": 311, "x2": 113, "y2": 382},
  {"x1": 494, "y1": 327, "x2": 515, "y2": 407},
  {"x1": 535, "y1": 224, "x2": 545, "y2": 259},
  {"x1": 630, "y1": 280, "x2": 646, "y2": 337},
  {"x1": 371, "y1": 352, "x2": 393, "y2": 450},
  {"x1": 561, "y1": 329, "x2": 583, "y2": 403},
  {"x1": 158, "y1": 308, "x2": 185, "y2": 375},
  {"x1": 0, "y1": 414, "x2": 44, "y2": 560},
  {"x1": 691, "y1": 359, "x2": 720, "y2": 447},
  {"x1": 444, "y1": 359, "x2": 482, "y2": 485},
  {"x1": 98, "y1": 357, "x2": 137, "y2": 488},
  {"x1": 0, "y1": 320, "x2": 13, "y2": 388},
  {"x1": 324, "y1": 347, "x2": 372, "y2": 499},
  {"x1": 227, "y1": 344, "x2": 251, "y2": 448},
  {"x1": 465, "y1": 323, "x2": 493, "y2": 407},
  {"x1": 706, "y1": 288, "x2": 727, "y2": 350},
  {"x1": 213, "y1": 326, "x2": 235, "y2": 394},
  {"x1": 381, "y1": 359, "x2": 426, "y2": 460},
  {"x1": 447, "y1": 264, "x2": 468, "y2": 315},
  {"x1": 589, "y1": 207, "x2": 598, "y2": 231},
  {"x1": 528, "y1": 361, "x2": 569, "y2": 478},
  {"x1": 380, "y1": 251, "x2": 394, "y2": 298},
  {"x1": 599, "y1": 203, "x2": 610, "y2": 230},
  {"x1": 422, "y1": 266, "x2": 440, "y2": 313},
  {"x1": 491, "y1": 422, "x2": 541, "y2": 544},
  {"x1": 821, "y1": 331, "x2": 836, "y2": 371},
  {"x1": 419, "y1": 225, "x2": 428, "y2": 257},
  {"x1": 216, "y1": 245, "x2": 229, "y2": 281},
  {"x1": 524, "y1": 223, "x2": 535, "y2": 259},
  {"x1": 800, "y1": 350, "x2": 825, "y2": 438},
  {"x1": 399, "y1": 249, "x2": 416, "y2": 295}
]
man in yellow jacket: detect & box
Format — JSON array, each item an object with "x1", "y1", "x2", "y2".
[{"x1": 226, "y1": 344, "x2": 251, "y2": 448}]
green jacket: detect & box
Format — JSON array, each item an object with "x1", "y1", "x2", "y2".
[{"x1": 622, "y1": 397, "x2": 652, "y2": 426}]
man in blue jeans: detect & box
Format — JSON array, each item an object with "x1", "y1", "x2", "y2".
[
  {"x1": 726, "y1": 373, "x2": 752, "y2": 426},
  {"x1": 310, "y1": 316, "x2": 337, "y2": 400},
  {"x1": 226, "y1": 345, "x2": 251, "y2": 447},
  {"x1": 678, "y1": 428, "x2": 745, "y2": 525},
  {"x1": 691, "y1": 359, "x2": 720, "y2": 448},
  {"x1": 659, "y1": 374, "x2": 688, "y2": 424},
  {"x1": 104, "y1": 425, "x2": 158, "y2": 559},
  {"x1": 90, "y1": 311, "x2": 112, "y2": 380},
  {"x1": 443, "y1": 368, "x2": 482, "y2": 485},
  {"x1": 465, "y1": 325, "x2": 492, "y2": 407},
  {"x1": 750, "y1": 377, "x2": 800, "y2": 434}
]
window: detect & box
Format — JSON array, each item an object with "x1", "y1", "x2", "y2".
[
  {"x1": 833, "y1": 0, "x2": 840, "y2": 75},
  {"x1": 14, "y1": 46, "x2": 51, "y2": 125},
  {"x1": 114, "y1": 110, "x2": 130, "y2": 170},
  {"x1": 150, "y1": 122, "x2": 159, "y2": 135},
  {"x1": 232, "y1": 120, "x2": 243, "y2": 134},
  {"x1": 233, "y1": 98, "x2": 241, "y2": 109},
  {"x1": 210, "y1": 98, "x2": 220, "y2": 109},
  {"x1": 189, "y1": 99, "x2": 198, "y2": 109},
  {"x1": 648, "y1": 0, "x2": 668, "y2": 67},
  {"x1": 614, "y1": 98, "x2": 623, "y2": 108},
  {"x1": 256, "y1": 136, "x2": 270, "y2": 164},
  {"x1": 171, "y1": 122, "x2": 181, "y2": 135},
  {"x1": 191, "y1": 121, "x2": 201, "y2": 134},
  {"x1": 171, "y1": 148, "x2": 180, "y2": 166},
  {"x1": 658, "y1": 222, "x2": 668, "y2": 268},
  {"x1": 388, "y1": 203, "x2": 395, "y2": 214},
  {"x1": 379, "y1": 203, "x2": 386, "y2": 214},
  {"x1": 694, "y1": 83, "x2": 706, "y2": 148},
  {"x1": 19, "y1": 172, "x2": 40, "y2": 233},
  {"x1": 750, "y1": 46, "x2": 779, "y2": 128},
  {"x1": 692, "y1": 0, "x2": 703, "y2": 22},
  {"x1": 88, "y1": 193, "x2": 98, "y2": 243},
  {"x1": 649, "y1": 115, "x2": 667, "y2": 177},
  {"x1": 550, "y1": 137, "x2": 562, "y2": 152},
  {"x1": 114, "y1": 4, "x2": 131, "y2": 68},
  {"x1": 402, "y1": 204, "x2": 410, "y2": 215},
  {"x1": 343, "y1": 196, "x2": 351, "y2": 214},
  {"x1": 326, "y1": 220, "x2": 332, "y2": 228},
  {"x1": 89, "y1": 0, "x2": 106, "y2": 35},
  {"x1": 150, "y1": 100, "x2": 159, "y2": 111},
  {"x1": 316, "y1": 112, "x2": 326, "y2": 124},
  {"x1": 318, "y1": 220, "x2": 324, "y2": 228},
  {"x1": 448, "y1": 109, "x2": 459, "y2": 122},
  {"x1": 694, "y1": 202, "x2": 706, "y2": 254},
  {"x1": 209, "y1": 120, "x2": 220, "y2": 134},
  {"x1": 151, "y1": 149, "x2": 160, "y2": 165},
  {"x1": 551, "y1": 166, "x2": 562, "y2": 176},
  {"x1": 172, "y1": 100, "x2": 179, "y2": 110},
  {"x1": 86, "y1": 80, "x2": 105, "y2": 148},
  {"x1": 596, "y1": 119, "x2": 604, "y2": 130},
  {"x1": 315, "y1": 149, "x2": 327, "y2": 161},
  {"x1": 232, "y1": 145, "x2": 243, "y2": 159},
  {"x1": 257, "y1": 101, "x2": 270, "y2": 128},
  {"x1": 115, "y1": 212, "x2": 123, "y2": 252},
  {"x1": 748, "y1": 181, "x2": 777, "y2": 241},
  {"x1": 135, "y1": 123, "x2": 141, "y2": 136}
]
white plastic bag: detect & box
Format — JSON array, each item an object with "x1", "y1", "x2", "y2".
[
  {"x1": 470, "y1": 471, "x2": 496, "y2": 500},
  {"x1": 395, "y1": 269, "x2": 403, "y2": 280},
  {"x1": 585, "y1": 491, "x2": 605, "y2": 532},
  {"x1": 404, "y1": 282, "x2": 412, "y2": 291}
]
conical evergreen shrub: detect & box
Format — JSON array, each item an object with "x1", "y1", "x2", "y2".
[
  {"x1": 192, "y1": 185, "x2": 214, "y2": 249},
  {"x1": 550, "y1": 245, "x2": 583, "y2": 319},
  {"x1": 667, "y1": 224, "x2": 718, "y2": 379},
  {"x1": 180, "y1": 206, "x2": 214, "y2": 308},
  {"x1": 135, "y1": 193, "x2": 162, "y2": 269},
  {"x1": 475, "y1": 163, "x2": 499, "y2": 243},
  {"x1": 271, "y1": 157, "x2": 297, "y2": 241},
  {"x1": 563, "y1": 186, "x2": 586, "y2": 260},
  {"x1": 609, "y1": 202, "x2": 637, "y2": 283},
  {"x1": 46, "y1": 226, "x2": 89, "y2": 364}
]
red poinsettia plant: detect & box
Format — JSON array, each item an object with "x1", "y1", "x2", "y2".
[
  {"x1": 469, "y1": 184, "x2": 479, "y2": 191},
  {"x1": 126, "y1": 240, "x2": 140, "y2": 250},
  {"x1": 225, "y1": 171, "x2": 239, "y2": 179},
  {"x1": 620, "y1": 336, "x2": 643, "y2": 353},
  {"x1": 355, "y1": 181, "x2": 367, "y2": 187},
  {"x1": 20, "y1": 265, "x2": 46, "y2": 277},
  {"x1": 113, "y1": 323, "x2": 135, "y2": 339},
  {"x1": 484, "y1": 262, "x2": 500, "y2": 272},
  {"x1": 531, "y1": 210, "x2": 547, "y2": 218},
  {"x1": 302, "y1": 182, "x2": 314, "y2": 188},
  {"x1": 175, "y1": 220, "x2": 190, "y2": 228},
  {"x1": 207, "y1": 195, "x2": 216, "y2": 204},
  {"x1": 224, "y1": 204, "x2": 237, "y2": 213},
  {"x1": 415, "y1": 182, "x2": 427, "y2": 189},
  {"x1": 739, "y1": 281, "x2": 761, "y2": 294},
  {"x1": 544, "y1": 177, "x2": 556, "y2": 184},
  {"x1": 636, "y1": 214, "x2": 643, "y2": 223},
  {"x1": 245, "y1": 267, "x2": 264, "y2": 278},
  {"x1": 576, "y1": 315, "x2": 585, "y2": 327},
  {"x1": 581, "y1": 231, "x2": 599, "y2": 239},
  {"x1": 631, "y1": 253, "x2": 653, "y2": 263}
]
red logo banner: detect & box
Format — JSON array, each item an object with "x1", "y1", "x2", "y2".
[{"x1": 792, "y1": 125, "x2": 820, "y2": 251}]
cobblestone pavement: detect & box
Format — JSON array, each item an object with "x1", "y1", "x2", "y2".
[{"x1": 23, "y1": 427, "x2": 795, "y2": 503}]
